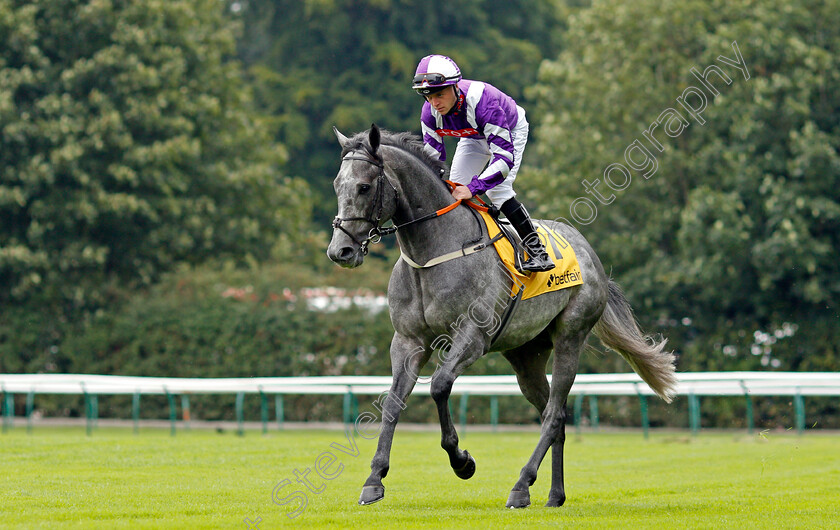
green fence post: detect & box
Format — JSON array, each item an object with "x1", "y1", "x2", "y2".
[
  {"x1": 6, "y1": 392, "x2": 13, "y2": 432},
  {"x1": 26, "y1": 389, "x2": 34, "y2": 434},
  {"x1": 259, "y1": 388, "x2": 268, "y2": 435},
  {"x1": 132, "y1": 390, "x2": 141, "y2": 435},
  {"x1": 574, "y1": 393, "x2": 584, "y2": 436},
  {"x1": 342, "y1": 390, "x2": 352, "y2": 428},
  {"x1": 82, "y1": 384, "x2": 93, "y2": 436},
  {"x1": 688, "y1": 393, "x2": 700, "y2": 436},
  {"x1": 275, "y1": 395, "x2": 284, "y2": 430},
  {"x1": 92, "y1": 394, "x2": 99, "y2": 431},
  {"x1": 86, "y1": 393, "x2": 93, "y2": 436},
  {"x1": 635, "y1": 384, "x2": 649, "y2": 440},
  {"x1": 794, "y1": 390, "x2": 805, "y2": 435},
  {"x1": 740, "y1": 381, "x2": 754, "y2": 435},
  {"x1": 490, "y1": 396, "x2": 499, "y2": 433},
  {"x1": 235, "y1": 391, "x2": 245, "y2": 437},
  {"x1": 589, "y1": 395, "x2": 599, "y2": 430},
  {"x1": 181, "y1": 395, "x2": 191, "y2": 431},
  {"x1": 459, "y1": 393, "x2": 469, "y2": 436},
  {"x1": 2, "y1": 388, "x2": 13, "y2": 433},
  {"x1": 164, "y1": 388, "x2": 177, "y2": 437}
]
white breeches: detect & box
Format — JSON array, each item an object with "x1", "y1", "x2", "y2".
[{"x1": 449, "y1": 105, "x2": 528, "y2": 205}]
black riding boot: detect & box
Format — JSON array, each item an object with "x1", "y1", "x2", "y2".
[{"x1": 500, "y1": 198, "x2": 555, "y2": 273}]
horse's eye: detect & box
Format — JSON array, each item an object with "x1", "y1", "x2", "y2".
[{"x1": 358, "y1": 184, "x2": 371, "y2": 195}]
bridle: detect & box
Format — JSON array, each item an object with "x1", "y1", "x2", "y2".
[{"x1": 331, "y1": 149, "x2": 398, "y2": 255}]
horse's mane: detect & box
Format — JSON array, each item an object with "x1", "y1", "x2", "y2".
[{"x1": 341, "y1": 129, "x2": 449, "y2": 180}]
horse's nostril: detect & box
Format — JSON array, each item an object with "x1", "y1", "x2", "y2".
[{"x1": 337, "y1": 247, "x2": 355, "y2": 261}]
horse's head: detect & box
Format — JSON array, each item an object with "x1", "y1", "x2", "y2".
[{"x1": 327, "y1": 124, "x2": 398, "y2": 268}]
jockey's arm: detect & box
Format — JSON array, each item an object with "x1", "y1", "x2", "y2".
[
  {"x1": 420, "y1": 112, "x2": 446, "y2": 162},
  {"x1": 465, "y1": 108, "x2": 515, "y2": 197}
]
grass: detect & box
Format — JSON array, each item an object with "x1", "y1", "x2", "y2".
[{"x1": 1, "y1": 426, "x2": 838, "y2": 529}]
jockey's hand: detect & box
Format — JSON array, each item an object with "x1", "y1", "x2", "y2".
[{"x1": 451, "y1": 186, "x2": 473, "y2": 201}]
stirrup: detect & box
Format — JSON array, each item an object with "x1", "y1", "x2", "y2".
[
  {"x1": 521, "y1": 254, "x2": 555, "y2": 273},
  {"x1": 521, "y1": 236, "x2": 555, "y2": 272}
]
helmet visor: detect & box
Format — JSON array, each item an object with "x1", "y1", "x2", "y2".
[
  {"x1": 413, "y1": 72, "x2": 448, "y2": 87},
  {"x1": 414, "y1": 85, "x2": 448, "y2": 97}
]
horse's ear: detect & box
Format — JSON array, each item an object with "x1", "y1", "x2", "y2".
[
  {"x1": 333, "y1": 126, "x2": 349, "y2": 147},
  {"x1": 369, "y1": 123, "x2": 381, "y2": 154}
]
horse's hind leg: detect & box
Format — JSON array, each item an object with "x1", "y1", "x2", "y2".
[
  {"x1": 543, "y1": 332, "x2": 585, "y2": 507},
  {"x1": 506, "y1": 329, "x2": 587, "y2": 509},
  {"x1": 499, "y1": 343, "x2": 552, "y2": 509},
  {"x1": 502, "y1": 340, "x2": 552, "y2": 417}
]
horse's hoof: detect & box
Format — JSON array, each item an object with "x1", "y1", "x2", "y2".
[
  {"x1": 505, "y1": 489, "x2": 531, "y2": 509},
  {"x1": 545, "y1": 495, "x2": 566, "y2": 507},
  {"x1": 358, "y1": 485, "x2": 385, "y2": 505},
  {"x1": 454, "y1": 451, "x2": 476, "y2": 480}
]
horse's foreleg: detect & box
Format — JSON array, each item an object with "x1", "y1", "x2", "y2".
[
  {"x1": 430, "y1": 340, "x2": 485, "y2": 480},
  {"x1": 506, "y1": 331, "x2": 584, "y2": 509},
  {"x1": 430, "y1": 371, "x2": 475, "y2": 479},
  {"x1": 359, "y1": 334, "x2": 427, "y2": 505}
]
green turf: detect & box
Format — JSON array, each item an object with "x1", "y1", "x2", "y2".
[{"x1": 1, "y1": 426, "x2": 838, "y2": 528}]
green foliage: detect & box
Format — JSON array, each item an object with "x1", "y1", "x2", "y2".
[
  {"x1": 2, "y1": 0, "x2": 837, "y2": 430},
  {"x1": 0, "y1": 0, "x2": 311, "y2": 309},
  {"x1": 528, "y1": 0, "x2": 840, "y2": 372},
  {"x1": 232, "y1": 0, "x2": 568, "y2": 222},
  {"x1": 0, "y1": 259, "x2": 397, "y2": 418}
]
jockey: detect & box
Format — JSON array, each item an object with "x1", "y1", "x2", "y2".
[{"x1": 413, "y1": 54, "x2": 555, "y2": 273}]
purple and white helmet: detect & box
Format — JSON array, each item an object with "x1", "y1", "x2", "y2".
[{"x1": 412, "y1": 55, "x2": 462, "y2": 96}]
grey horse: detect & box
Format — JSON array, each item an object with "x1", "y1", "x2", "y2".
[{"x1": 327, "y1": 124, "x2": 677, "y2": 509}]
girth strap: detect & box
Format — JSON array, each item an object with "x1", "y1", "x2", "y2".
[{"x1": 489, "y1": 286, "x2": 523, "y2": 350}]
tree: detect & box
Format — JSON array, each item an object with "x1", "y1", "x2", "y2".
[
  {"x1": 231, "y1": 0, "x2": 568, "y2": 223},
  {"x1": 527, "y1": 0, "x2": 840, "y2": 372},
  {"x1": 0, "y1": 0, "x2": 311, "y2": 310}
]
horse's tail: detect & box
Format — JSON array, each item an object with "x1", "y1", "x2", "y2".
[{"x1": 592, "y1": 280, "x2": 677, "y2": 403}]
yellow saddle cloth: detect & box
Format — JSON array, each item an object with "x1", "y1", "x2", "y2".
[{"x1": 479, "y1": 210, "x2": 584, "y2": 300}]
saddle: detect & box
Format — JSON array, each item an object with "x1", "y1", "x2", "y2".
[
  {"x1": 476, "y1": 207, "x2": 584, "y2": 301},
  {"x1": 399, "y1": 182, "x2": 583, "y2": 300}
]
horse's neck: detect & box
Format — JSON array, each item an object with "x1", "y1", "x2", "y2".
[
  {"x1": 386, "y1": 153, "x2": 452, "y2": 224},
  {"x1": 383, "y1": 146, "x2": 479, "y2": 262}
]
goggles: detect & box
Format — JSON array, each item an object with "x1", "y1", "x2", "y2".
[{"x1": 412, "y1": 73, "x2": 452, "y2": 87}]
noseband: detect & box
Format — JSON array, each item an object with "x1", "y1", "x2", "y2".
[{"x1": 332, "y1": 150, "x2": 398, "y2": 255}]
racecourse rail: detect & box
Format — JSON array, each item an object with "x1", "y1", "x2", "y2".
[{"x1": 1, "y1": 372, "x2": 838, "y2": 437}]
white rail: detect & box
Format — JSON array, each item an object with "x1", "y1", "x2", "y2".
[
  {"x1": 1, "y1": 372, "x2": 836, "y2": 435},
  {"x1": 1, "y1": 371, "x2": 838, "y2": 396}
]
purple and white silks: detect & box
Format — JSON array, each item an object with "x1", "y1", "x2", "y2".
[{"x1": 420, "y1": 80, "x2": 525, "y2": 199}]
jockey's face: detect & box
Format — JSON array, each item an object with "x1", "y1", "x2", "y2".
[{"x1": 425, "y1": 86, "x2": 457, "y2": 115}]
